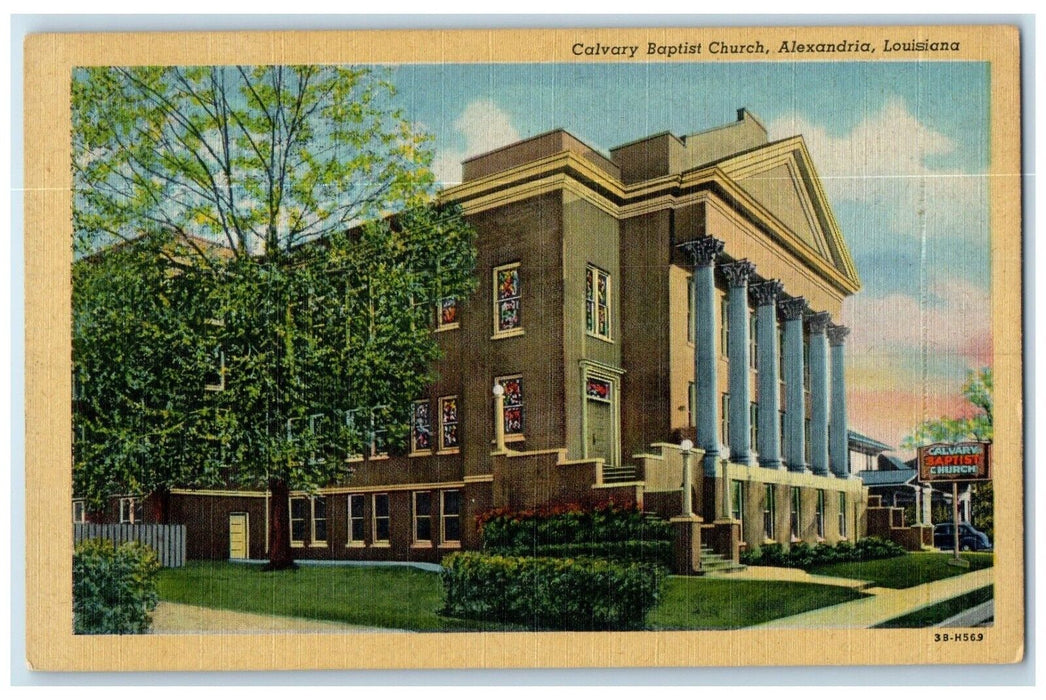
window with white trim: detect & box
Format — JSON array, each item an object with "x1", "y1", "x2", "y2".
[
  {"x1": 585, "y1": 265, "x2": 611, "y2": 341},
  {"x1": 347, "y1": 494, "x2": 366, "y2": 546},
  {"x1": 816, "y1": 489, "x2": 826, "y2": 538},
  {"x1": 436, "y1": 296, "x2": 460, "y2": 331},
  {"x1": 495, "y1": 374, "x2": 524, "y2": 438},
  {"x1": 730, "y1": 481, "x2": 744, "y2": 530},
  {"x1": 413, "y1": 491, "x2": 432, "y2": 544},
  {"x1": 73, "y1": 499, "x2": 86, "y2": 524},
  {"x1": 290, "y1": 495, "x2": 326, "y2": 547},
  {"x1": 750, "y1": 401, "x2": 759, "y2": 450},
  {"x1": 373, "y1": 493, "x2": 390, "y2": 544},
  {"x1": 838, "y1": 492, "x2": 848, "y2": 537},
  {"x1": 370, "y1": 406, "x2": 388, "y2": 457},
  {"x1": 686, "y1": 275, "x2": 695, "y2": 343},
  {"x1": 688, "y1": 382, "x2": 695, "y2": 427},
  {"x1": 763, "y1": 484, "x2": 776, "y2": 540},
  {"x1": 441, "y1": 490, "x2": 461, "y2": 544},
  {"x1": 790, "y1": 486, "x2": 802, "y2": 541},
  {"x1": 721, "y1": 393, "x2": 729, "y2": 446},
  {"x1": 119, "y1": 497, "x2": 142, "y2": 524},
  {"x1": 493, "y1": 263, "x2": 522, "y2": 337},
  {"x1": 287, "y1": 413, "x2": 326, "y2": 465},
  {"x1": 439, "y1": 395, "x2": 460, "y2": 451},
  {"x1": 204, "y1": 318, "x2": 226, "y2": 392},
  {"x1": 411, "y1": 400, "x2": 432, "y2": 453}
]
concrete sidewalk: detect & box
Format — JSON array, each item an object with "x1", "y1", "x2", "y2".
[
  {"x1": 749, "y1": 567, "x2": 993, "y2": 629},
  {"x1": 707, "y1": 565, "x2": 872, "y2": 590},
  {"x1": 151, "y1": 601, "x2": 410, "y2": 634}
]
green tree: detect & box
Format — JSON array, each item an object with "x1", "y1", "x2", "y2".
[
  {"x1": 72, "y1": 65, "x2": 476, "y2": 569},
  {"x1": 902, "y1": 368, "x2": 993, "y2": 538},
  {"x1": 73, "y1": 233, "x2": 227, "y2": 520}
]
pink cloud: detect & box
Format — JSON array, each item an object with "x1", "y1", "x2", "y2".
[{"x1": 842, "y1": 278, "x2": 990, "y2": 366}]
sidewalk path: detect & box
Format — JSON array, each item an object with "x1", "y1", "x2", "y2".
[
  {"x1": 151, "y1": 602, "x2": 410, "y2": 634},
  {"x1": 749, "y1": 567, "x2": 993, "y2": 629},
  {"x1": 707, "y1": 565, "x2": 871, "y2": 590}
]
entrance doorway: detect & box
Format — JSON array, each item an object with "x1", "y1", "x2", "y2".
[{"x1": 229, "y1": 512, "x2": 249, "y2": 560}]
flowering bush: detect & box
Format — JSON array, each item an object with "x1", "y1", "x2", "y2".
[
  {"x1": 440, "y1": 551, "x2": 665, "y2": 630},
  {"x1": 73, "y1": 539, "x2": 161, "y2": 634}
]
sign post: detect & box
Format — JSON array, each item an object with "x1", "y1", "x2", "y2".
[{"x1": 916, "y1": 441, "x2": 991, "y2": 568}]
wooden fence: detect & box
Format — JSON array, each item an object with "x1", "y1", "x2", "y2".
[{"x1": 73, "y1": 524, "x2": 186, "y2": 567}]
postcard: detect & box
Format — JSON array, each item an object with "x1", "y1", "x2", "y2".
[{"x1": 23, "y1": 23, "x2": 1023, "y2": 670}]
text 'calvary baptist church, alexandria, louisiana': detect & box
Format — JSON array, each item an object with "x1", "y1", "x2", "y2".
[{"x1": 82, "y1": 108, "x2": 875, "y2": 567}]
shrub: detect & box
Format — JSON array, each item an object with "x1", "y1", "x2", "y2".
[
  {"x1": 738, "y1": 537, "x2": 907, "y2": 570},
  {"x1": 527, "y1": 540, "x2": 674, "y2": 568},
  {"x1": 478, "y1": 501, "x2": 672, "y2": 557},
  {"x1": 73, "y1": 539, "x2": 161, "y2": 634},
  {"x1": 440, "y1": 551, "x2": 665, "y2": 630},
  {"x1": 853, "y1": 536, "x2": 908, "y2": 561}
]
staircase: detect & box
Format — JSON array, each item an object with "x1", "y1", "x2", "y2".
[
  {"x1": 699, "y1": 546, "x2": 747, "y2": 574},
  {"x1": 602, "y1": 464, "x2": 638, "y2": 484}
]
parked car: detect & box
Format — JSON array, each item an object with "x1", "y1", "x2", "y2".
[{"x1": 933, "y1": 522, "x2": 993, "y2": 552}]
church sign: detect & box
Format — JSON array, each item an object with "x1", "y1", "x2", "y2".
[{"x1": 917, "y1": 442, "x2": 991, "y2": 483}]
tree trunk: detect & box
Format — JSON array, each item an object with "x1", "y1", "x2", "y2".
[
  {"x1": 264, "y1": 478, "x2": 297, "y2": 570},
  {"x1": 148, "y1": 487, "x2": 171, "y2": 524}
]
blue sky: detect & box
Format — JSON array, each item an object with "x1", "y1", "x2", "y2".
[{"x1": 386, "y1": 61, "x2": 993, "y2": 451}]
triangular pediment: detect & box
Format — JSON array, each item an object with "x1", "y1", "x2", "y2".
[{"x1": 714, "y1": 137, "x2": 859, "y2": 286}]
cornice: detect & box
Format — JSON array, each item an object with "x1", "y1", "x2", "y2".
[{"x1": 440, "y1": 150, "x2": 861, "y2": 296}]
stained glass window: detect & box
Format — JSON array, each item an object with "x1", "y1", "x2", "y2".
[
  {"x1": 437, "y1": 297, "x2": 459, "y2": 330},
  {"x1": 585, "y1": 266, "x2": 611, "y2": 340},
  {"x1": 497, "y1": 375, "x2": 524, "y2": 436},
  {"x1": 412, "y1": 400, "x2": 432, "y2": 452},
  {"x1": 586, "y1": 377, "x2": 611, "y2": 402},
  {"x1": 494, "y1": 263, "x2": 522, "y2": 335},
  {"x1": 440, "y1": 396, "x2": 460, "y2": 450}
]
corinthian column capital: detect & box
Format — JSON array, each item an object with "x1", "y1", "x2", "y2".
[
  {"x1": 778, "y1": 296, "x2": 808, "y2": 321},
  {"x1": 828, "y1": 324, "x2": 851, "y2": 346},
  {"x1": 721, "y1": 259, "x2": 756, "y2": 288},
  {"x1": 750, "y1": 279, "x2": 783, "y2": 307},
  {"x1": 677, "y1": 236, "x2": 725, "y2": 268},
  {"x1": 807, "y1": 311, "x2": 831, "y2": 335}
]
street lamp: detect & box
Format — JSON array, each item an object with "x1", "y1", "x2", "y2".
[
  {"x1": 680, "y1": 439, "x2": 694, "y2": 517},
  {"x1": 492, "y1": 383, "x2": 506, "y2": 452}
]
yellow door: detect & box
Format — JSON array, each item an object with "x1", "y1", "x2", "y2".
[{"x1": 229, "y1": 513, "x2": 249, "y2": 560}]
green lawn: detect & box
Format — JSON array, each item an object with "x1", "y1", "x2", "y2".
[
  {"x1": 874, "y1": 585, "x2": 994, "y2": 628},
  {"x1": 809, "y1": 553, "x2": 993, "y2": 589},
  {"x1": 157, "y1": 562, "x2": 519, "y2": 631},
  {"x1": 649, "y1": 577, "x2": 868, "y2": 630},
  {"x1": 159, "y1": 561, "x2": 866, "y2": 631}
]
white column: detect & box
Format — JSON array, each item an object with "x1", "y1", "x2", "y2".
[
  {"x1": 751, "y1": 280, "x2": 783, "y2": 469},
  {"x1": 722, "y1": 260, "x2": 756, "y2": 465},
  {"x1": 807, "y1": 311, "x2": 830, "y2": 477},
  {"x1": 678, "y1": 237, "x2": 725, "y2": 475},
  {"x1": 779, "y1": 297, "x2": 808, "y2": 472},
  {"x1": 828, "y1": 324, "x2": 851, "y2": 478}
]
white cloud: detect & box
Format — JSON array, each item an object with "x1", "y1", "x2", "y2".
[
  {"x1": 433, "y1": 99, "x2": 520, "y2": 186},
  {"x1": 768, "y1": 97, "x2": 988, "y2": 237}
]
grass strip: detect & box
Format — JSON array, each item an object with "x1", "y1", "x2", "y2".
[
  {"x1": 649, "y1": 577, "x2": 868, "y2": 630},
  {"x1": 808, "y1": 553, "x2": 993, "y2": 589},
  {"x1": 874, "y1": 585, "x2": 994, "y2": 628}
]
